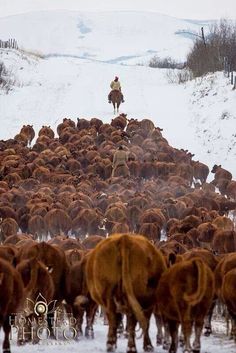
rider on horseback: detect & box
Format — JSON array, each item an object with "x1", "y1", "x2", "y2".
[{"x1": 108, "y1": 76, "x2": 125, "y2": 103}]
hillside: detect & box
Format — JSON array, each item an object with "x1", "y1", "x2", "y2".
[{"x1": 0, "y1": 10, "x2": 204, "y2": 62}]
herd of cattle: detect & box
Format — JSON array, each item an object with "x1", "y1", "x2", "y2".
[{"x1": 0, "y1": 114, "x2": 236, "y2": 353}]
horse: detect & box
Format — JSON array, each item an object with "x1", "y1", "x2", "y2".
[{"x1": 109, "y1": 90, "x2": 123, "y2": 114}]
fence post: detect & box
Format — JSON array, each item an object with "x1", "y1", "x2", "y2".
[
  {"x1": 231, "y1": 71, "x2": 234, "y2": 85},
  {"x1": 227, "y1": 64, "x2": 231, "y2": 78},
  {"x1": 233, "y1": 76, "x2": 236, "y2": 90},
  {"x1": 223, "y1": 57, "x2": 226, "y2": 73}
]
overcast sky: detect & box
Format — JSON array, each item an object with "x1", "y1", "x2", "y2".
[{"x1": 0, "y1": 0, "x2": 235, "y2": 19}]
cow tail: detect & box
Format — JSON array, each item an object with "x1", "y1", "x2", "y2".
[
  {"x1": 183, "y1": 259, "x2": 207, "y2": 306},
  {"x1": 25, "y1": 260, "x2": 39, "y2": 294},
  {"x1": 121, "y1": 236, "x2": 147, "y2": 332}
]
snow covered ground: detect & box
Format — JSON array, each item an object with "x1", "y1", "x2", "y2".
[{"x1": 1, "y1": 315, "x2": 235, "y2": 353}]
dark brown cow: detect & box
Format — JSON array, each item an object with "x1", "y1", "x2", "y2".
[
  {"x1": 0, "y1": 258, "x2": 24, "y2": 353},
  {"x1": 83, "y1": 233, "x2": 167, "y2": 353},
  {"x1": 0, "y1": 245, "x2": 18, "y2": 266},
  {"x1": 191, "y1": 161, "x2": 209, "y2": 184},
  {"x1": 221, "y1": 268, "x2": 236, "y2": 340},
  {"x1": 16, "y1": 258, "x2": 55, "y2": 343},
  {"x1": 66, "y1": 254, "x2": 98, "y2": 338},
  {"x1": 19, "y1": 242, "x2": 68, "y2": 334},
  {"x1": 211, "y1": 164, "x2": 232, "y2": 185},
  {"x1": 157, "y1": 258, "x2": 214, "y2": 353}
]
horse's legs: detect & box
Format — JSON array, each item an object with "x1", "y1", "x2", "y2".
[{"x1": 112, "y1": 102, "x2": 116, "y2": 114}]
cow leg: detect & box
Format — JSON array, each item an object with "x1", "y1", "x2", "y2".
[
  {"x1": 204, "y1": 299, "x2": 215, "y2": 336},
  {"x1": 192, "y1": 319, "x2": 204, "y2": 353},
  {"x1": 85, "y1": 301, "x2": 97, "y2": 339},
  {"x1": 167, "y1": 319, "x2": 179, "y2": 353},
  {"x1": 181, "y1": 319, "x2": 193, "y2": 353},
  {"x1": 72, "y1": 305, "x2": 84, "y2": 337},
  {"x1": 117, "y1": 314, "x2": 124, "y2": 336},
  {"x1": 47, "y1": 312, "x2": 56, "y2": 339},
  {"x1": 3, "y1": 318, "x2": 11, "y2": 353},
  {"x1": 127, "y1": 313, "x2": 137, "y2": 353},
  {"x1": 143, "y1": 310, "x2": 153, "y2": 352},
  {"x1": 106, "y1": 308, "x2": 118, "y2": 352},
  {"x1": 163, "y1": 321, "x2": 171, "y2": 350},
  {"x1": 154, "y1": 312, "x2": 163, "y2": 345}
]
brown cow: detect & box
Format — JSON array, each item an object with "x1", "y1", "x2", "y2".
[
  {"x1": 157, "y1": 258, "x2": 214, "y2": 353},
  {"x1": 0, "y1": 258, "x2": 24, "y2": 353},
  {"x1": 211, "y1": 164, "x2": 232, "y2": 185},
  {"x1": 0, "y1": 217, "x2": 19, "y2": 241},
  {"x1": 83, "y1": 233, "x2": 167, "y2": 353},
  {"x1": 20, "y1": 125, "x2": 35, "y2": 146},
  {"x1": 38, "y1": 125, "x2": 55, "y2": 139},
  {"x1": 192, "y1": 161, "x2": 209, "y2": 184},
  {"x1": 44, "y1": 208, "x2": 72, "y2": 237},
  {"x1": 19, "y1": 242, "x2": 68, "y2": 335},
  {"x1": 16, "y1": 258, "x2": 55, "y2": 344},
  {"x1": 66, "y1": 254, "x2": 98, "y2": 338},
  {"x1": 212, "y1": 215, "x2": 234, "y2": 231},
  {"x1": 221, "y1": 268, "x2": 236, "y2": 340}
]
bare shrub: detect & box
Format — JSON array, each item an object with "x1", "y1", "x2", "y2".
[
  {"x1": 165, "y1": 68, "x2": 193, "y2": 84},
  {"x1": 187, "y1": 19, "x2": 236, "y2": 77},
  {"x1": 0, "y1": 61, "x2": 16, "y2": 93},
  {"x1": 19, "y1": 48, "x2": 45, "y2": 59},
  {"x1": 149, "y1": 55, "x2": 184, "y2": 69}
]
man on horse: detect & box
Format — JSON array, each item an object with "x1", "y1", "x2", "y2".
[
  {"x1": 111, "y1": 145, "x2": 130, "y2": 177},
  {"x1": 108, "y1": 76, "x2": 125, "y2": 103}
]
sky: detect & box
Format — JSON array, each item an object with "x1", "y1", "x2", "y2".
[{"x1": 0, "y1": 0, "x2": 235, "y2": 20}]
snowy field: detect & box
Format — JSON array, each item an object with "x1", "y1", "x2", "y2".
[{"x1": 1, "y1": 316, "x2": 235, "y2": 353}]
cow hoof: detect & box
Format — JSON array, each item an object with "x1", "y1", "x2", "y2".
[
  {"x1": 144, "y1": 344, "x2": 154, "y2": 352},
  {"x1": 204, "y1": 328, "x2": 212, "y2": 336},
  {"x1": 127, "y1": 348, "x2": 137, "y2": 353},
  {"x1": 107, "y1": 343, "x2": 116, "y2": 352},
  {"x1": 3, "y1": 350, "x2": 11, "y2": 353},
  {"x1": 192, "y1": 350, "x2": 200, "y2": 353},
  {"x1": 85, "y1": 327, "x2": 94, "y2": 339},
  {"x1": 17, "y1": 340, "x2": 26, "y2": 346},
  {"x1": 179, "y1": 337, "x2": 184, "y2": 347},
  {"x1": 156, "y1": 336, "x2": 162, "y2": 345},
  {"x1": 163, "y1": 341, "x2": 170, "y2": 350}
]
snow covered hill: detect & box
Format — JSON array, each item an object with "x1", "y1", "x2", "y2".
[{"x1": 0, "y1": 10, "x2": 206, "y2": 63}]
